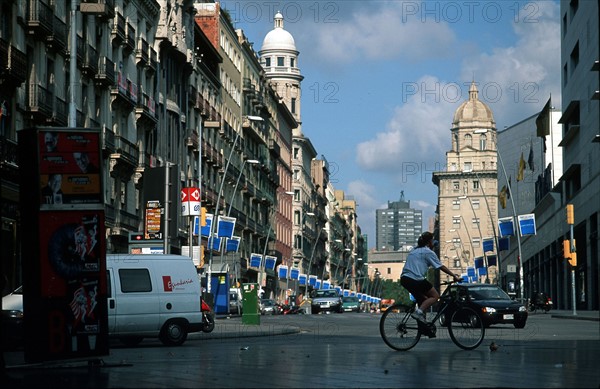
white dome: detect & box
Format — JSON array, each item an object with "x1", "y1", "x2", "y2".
[{"x1": 261, "y1": 12, "x2": 297, "y2": 52}]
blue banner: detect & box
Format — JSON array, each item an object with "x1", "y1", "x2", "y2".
[
  {"x1": 209, "y1": 235, "x2": 222, "y2": 251},
  {"x1": 308, "y1": 275, "x2": 317, "y2": 286},
  {"x1": 264, "y1": 256, "x2": 276, "y2": 270},
  {"x1": 498, "y1": 237, "x2": 510, "y2": 251},
  {"x1": 322, "y1": 281, "x2": 330, "y2": 289},
  {"x1": 290, "y1": 268, "x2": 299, "y2": 280},
  {"x1": 467, "y1": 267, "x2": 476, "y2": 277},
  {"x1": 249, "y1": 253, "x2": 262, "y2": 268},
  {"x1": 216, "y1": 216, "x2": 236, "y2": 238},
  {"x1": 498, "y1": 217, "x2": 515, "y2": 237},
  {"x1": 298, "y1": 274, "x2": 307, "y2": 285},
  {"x1": 315, "y1": 280, "x2": 321, "y2": 289},
  {"x1": 474, "y1": 257, "x2": 484, "y2": 269},
  {"x1": 487, "y1": 255, "x2": 497, "y2": 267},
  {"x1": 278, "y1": 265, "x2": 288, "y2": 279},
  {"x1": 483, "y1": 239, "x2": 494, "y2": 253},
  {"x1": 201, "y1": 214, "x2": 213, "y2": 237},
  {"x1": 226, "y1": 236, "x2": 240, "y2": 253},
  {"x1": 518, "y1": 214, "x2": 537, "y2": 236},
  {"x1": 478, "y1": 267, "x2": 488, "y2": 276}
]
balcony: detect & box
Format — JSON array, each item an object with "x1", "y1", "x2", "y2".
[
  {"x1": 47, "y1": 16, "x2": 67, "y2": 53},
  {"x1": 188, "y1": 85, "x2": 198, "y2": 106},
  {"x1": 0, "y1": 136, "x2": 19, "y2": 182},
  {"x1": 135, "y1": 37, "x2": 149, "y2": 65},
  {"x1": 110, "y1": 71, "x2": 135, "y2": 111},
  {"x1": 26, "y1": 0, "x2": 53, "y2": 37},
  {"x1": 26, "y1": 83, "x2": 53, "y2": 120},
  {"x1": 111, "y1": 12, "x2": 126, "y2": 45},
  {"x1": 82, "y1": 44, "x2": 99, "y2": 77},
  {"x1": 146, "y1": 47, "x2": 157, "y2": 75},
  {"x1": 135, "y1": 92, "x2": 158, "y2": 126},
  {"x1": 110, "y1": 135, "x2": 139, "y2": 174},
  {"x1": 79, "y1": 0, "x2": 116, "y2": 19},
  {"x1": 102, "y1": 126, "x2": 116, "y2": 156},
  {"x1": 47, "y1": 96, "x2": 68, "y2": 126},
  {"x1": 0, "y1": 39, "x2": 27, "y2": 87},
  {"x1": 123, "y1": 22, "x2": 136, "y2": 53},
  {"x1": 95, "y1": 56, "x2": 115, "y2": 87}
]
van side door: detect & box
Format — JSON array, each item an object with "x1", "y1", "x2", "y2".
[
  {"x1": 107, "y1": 269, "x2": 116, "y2": 333},
  {"x1": 113, "y1": 267, "x2": 160, "y2": 335}
]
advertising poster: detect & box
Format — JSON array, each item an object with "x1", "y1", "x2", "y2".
[{"x1": 38, "y1": 130, "x2": 102, "y2": 205}]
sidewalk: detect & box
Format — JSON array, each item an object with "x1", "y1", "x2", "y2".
[{"x1": 549, "y1": 309, "x2": 599, "y2": 321}]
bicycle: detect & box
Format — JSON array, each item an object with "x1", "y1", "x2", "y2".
[{"x1": 379, "y1": 281, "x2": 485, "y2": 351}]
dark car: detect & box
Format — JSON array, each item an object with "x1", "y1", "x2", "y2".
[
  {"x1": 438, "y1": 283, "x2": 528, "y2": 329},
  {"x1": 342, "y1": 296, "x2": 360, "y2": 312},
  {"x1": 311, "y1": 289, "x2": 343, "y2": 314}
]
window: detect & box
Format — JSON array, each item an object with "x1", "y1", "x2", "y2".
[
  {"x1": 293, "y1": 147, "x2": 299, "y2": 159},
  {"x1": 472, "y1": 199, "x2": 480, "y2": 209},
  {"x1": 570, "y1": 42, "x2": 579, "y2": 74},
  {"x1": 294, "y1": 189, "x2": 300, "y2": 201},
  {"x1": 119, "y1": 269, "x2": 152, "y2": 292},
  {"x1": 265, "y1": 57, "x2": 271, "y2": 67},
  {"x1": 453, "y1": 217, "x2": 461, "y2": 226},
  {"x1": 464, "y1": 134, "x2": 472, "y2": 148},
  {"x1": 473, "y1": 180, "x2": 480, "y2": 190},
  {"x1": 454, "y1": 259, "x2": 461, "y2": 268},
  {"x1": 290, "y1": 57, "x2": 295, "y2": 67},
  {"x1": 277, "y1": 56, "x2": 284, "y2": 66},
  {"x1": 291, "y1": 97, "x2": 296, "y2": 114},
  {"x1": 452, "y1": 181, "x2": 460, "y2": 191},
  {"x1": 452, "y1": 199, "x2": 460, "y2": 210},
  {"x1": 463, "y1": 162, "x2": 472, "y2": 172},
  {"x1": 472, "y1": 238, "x2": 481, "y2": 248},
  {"x1": 293, "y1": 169, "x2": 299, "y2": 181},
  {"x1": 479, "y1": 134, "x2": 487, "y2": 150}
]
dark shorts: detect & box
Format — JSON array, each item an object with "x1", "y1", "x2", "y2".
[{"x1": 401, "y1": 276, "x2": 433, "y2": 304}]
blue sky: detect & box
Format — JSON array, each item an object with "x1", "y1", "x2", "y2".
[{"x1": 225, "y1": 1, "x2": 561, "y2": 249}]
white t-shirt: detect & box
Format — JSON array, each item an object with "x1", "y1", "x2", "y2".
[{"x1": 401, "y1": 246, "x2": 442, "y2": 281}]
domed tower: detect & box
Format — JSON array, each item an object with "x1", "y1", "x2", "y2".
[
  {"x1": 433, "y1": 81, "x2": 499, "y2": 286},
  {"x1": 259, "y1": 12, "x2": 304, "y2": 131}
]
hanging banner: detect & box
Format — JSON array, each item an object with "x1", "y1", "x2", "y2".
[
  {"x1": 308, "y1": 275, "x2": 317, "y2": 286},
  {"x1": 290, "y1": 268, "x2": 300, "y2": 280},
  {"x1": 482, "y1": 238, "x2": 494, "y2": 253},
  {"x1": 474, "y1": 257, "x2": 484, "y2": 269},
  {"x1": 216, "y1": 216, "x2": 236, "y2": 238},
  {"x1": 209, "y1": 234, "x2": 222, "y2": 252},
  {"x1": 322, "y1": 281, "x2": 330, "y2": 290},
  {"x1": 250, "y1": 253, "x2": 262, "y2": 268},
  {"x1": 264, "y1": 256, "x2": 277, "y2": 271},
  {"x1": 518, "y1": 213, "x2": 537, "y2": 236},
  {"x1": 225, "y1": 236, "x2": 240, "y2": 253},
  {"x1": 315, "y1": 279, "x2": 321, "y2": 289},
  {"x1": 278, "y1": 265, "x2": 288, "y2": 279},
  {"x1": 487, "y1": 255, "x2": 497, "y2": 267},
  {"x1": 201, "y1": 214, "x2": 213, "y2": 237},
  {"x1": 478, "y1": 267, "x2": 488, "y2": 276},
  {"x1": 498, "y1": 237, "x2": 510, "y2": 251},
  {"x1": 498, "y1": 217, "x2": 515, "y2": 237},
  {"x1": 467, "y1": 267, "x2": 476, "y2": 277},
  {"x1": 298, "y1": 274, "x2": 307, "y2": 285}
]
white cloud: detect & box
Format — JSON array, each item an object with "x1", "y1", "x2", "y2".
[{"x1": 301, "y1": 4, "x2": 457, "y2": 63}]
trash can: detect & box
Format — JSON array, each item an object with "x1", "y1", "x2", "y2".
[{"x1": 242, "y1": 283, "x2": 260, "y2": 325}]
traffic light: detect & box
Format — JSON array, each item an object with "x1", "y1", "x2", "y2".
[
  {"x1": 563, "y1": 239, "x2": 577, "y2": 267},
  {"x1": 566, "y1": 204, "x2": 574, "y2": 225},
  {"x1": 129, "y1": 232, "x2": 145, "y2": 242}
]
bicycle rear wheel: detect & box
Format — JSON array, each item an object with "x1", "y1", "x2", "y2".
[
  {"x1": 448, "y1": 306, "x2": 485, "y2": 350},
  {"x1": 379, "y1": 305, "x2": 421, "y2": 351}
]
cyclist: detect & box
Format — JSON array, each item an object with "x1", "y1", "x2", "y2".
[{"x1": 401, "y1": 231, "x2": 461, "y2": 325}]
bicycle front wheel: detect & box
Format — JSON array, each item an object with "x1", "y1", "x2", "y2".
[
  {"x1": 379, "y1": 305, "x2": 421, "y2": 351},
  {"x1": 448, "y1": 306, "x2": 485, "y2": 350}
]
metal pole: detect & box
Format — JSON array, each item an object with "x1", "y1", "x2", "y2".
[
  {"x1": 164, "y1": 163, "x2": 170, "y2": 254},
  {"x1": 570, "y1": 224, "x2": 577, "y2": 316},
  {"x1": 68, "y1": 1, "x2": 77, "y2": 127},
  {"x1": 497, "y1": 151, "x2": 524, "y2": 303}
]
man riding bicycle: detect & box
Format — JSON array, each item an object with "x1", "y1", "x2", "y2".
[{"x1": 401, "y1": 232, "x2": 461, "y2": 326}]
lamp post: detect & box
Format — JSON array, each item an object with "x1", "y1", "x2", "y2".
[{"x1": 207, "y1": 116, "x2": 263, "y2": 294}]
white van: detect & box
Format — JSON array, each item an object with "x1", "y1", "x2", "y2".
[{"x1": 107, "y1": 254, "x2": 203, "y2": 346}]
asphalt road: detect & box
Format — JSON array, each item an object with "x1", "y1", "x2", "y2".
[{"x1": 2, "y1": 311, "x2": 599, "y2": 388}]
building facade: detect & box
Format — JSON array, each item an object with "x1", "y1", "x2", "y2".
[{"x1": 375, "y1": 192, "x2": 423, "y2": 251}]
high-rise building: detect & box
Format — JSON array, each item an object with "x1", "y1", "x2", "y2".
[{"x1": 376, "y1": 192, "x2": 423, "y2": 251}]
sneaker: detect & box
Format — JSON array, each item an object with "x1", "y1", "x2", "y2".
[{"x1": 411, "y1": 310, "x2": 427, "y2": 323}]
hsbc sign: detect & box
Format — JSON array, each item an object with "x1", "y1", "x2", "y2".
[{"x1": 181, "y1": 187, "x2": 200, "y2": 216}]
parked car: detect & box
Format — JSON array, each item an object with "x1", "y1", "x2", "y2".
[
  {"x1": 229, "y1": 289, "x2": 242, "y2": 315},
  {"x1": 438, "y1": 283, "x2": 528, "y2": 329},
  {"x1": 311, "y1": 289, "x2": 343, "y2": 314},
  {"x1": 342, "y1": 296, "x2": 360, "y2": 312},
  {"x1": 260, "y1": 299, "x2": 277, "y2": 315},
  {"x1": 1, "y1": 286, "x2": 24, "y2": 349}
]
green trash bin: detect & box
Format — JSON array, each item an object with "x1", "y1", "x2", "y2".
[{"x1": 242, "y1": 283, "x2": 260, "y2": 325}]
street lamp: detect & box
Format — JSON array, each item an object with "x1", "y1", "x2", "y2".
[{"x1": 207, "y1": 116, "x2": 263, "y2": 294}]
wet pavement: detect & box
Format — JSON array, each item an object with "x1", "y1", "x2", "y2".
[{"x1": 1, "y1": 310, "x2": 598, "y2": 388}]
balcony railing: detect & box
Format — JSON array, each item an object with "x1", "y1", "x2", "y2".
[
  {"x1": 146, "y1": 47, "x2": 157, "y2": 74},
  {"x1": 102, "y1": 126, "x2": 116, "y2": 154},
  {"x1": 0, "y1": 39, "x2": 27, "y2": 86},
  {"x1": 47, "y1": 16, "x2": 67, "y2": 53},
  {"x1": 124, "y1": 22, "x2": 136, "y2": 52},
  {"x1": 27, "y1": 83, "x2": 53, "y2": 118},
  {"x1": 79, "y1": 0, "x2": 116, "y2": 19},
  {"x1": 26, "y1": 0, "x2": 53, "y2": 37},
  {"x1": 135, "y1": 37, "x2": 149, "y2": 64},
  {"x1": 111, "y1": 12, "x2": 126, "y2": 44},
  {"x1": 113, "y1": 135, "x2": 139, "y2": 167},
  {"x1": 95, "y1": 56, "x2": 115, "y2": 87},
  {"x1": 82, "y1": 44, "x2": 99, "y2": 77}
]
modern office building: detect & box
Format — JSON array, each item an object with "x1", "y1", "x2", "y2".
[{"x1": 375, "y1": 192, "x2": 423, "y2": 251}]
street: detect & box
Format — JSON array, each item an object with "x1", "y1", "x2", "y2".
[{"x1": 3, "y1": 311, "x2": 599, "y2": 388}]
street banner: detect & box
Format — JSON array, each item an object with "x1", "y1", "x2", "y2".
[
  {"x1": 498, "y1": 237, "x2": 510, "y2": 251},
  {"x1": 290, "y1": 268, "x2": 300, "y2": 280},
  {"x1": 483, "y1": 238, "x2": 494, "y2": 253},
  {"x1": 216, "y1": 216, "x2": 236, "y2": 238},
  {"x1": 264, "y1": 256, "x2": 277, "y2": 270},
  {"x1": 226, "y1": 236, "x2": 240, "y2": 253},
  {"x1": 201, "y1": 214, "x2": 213, "y2": 237},
  {"x1": 298, "y1": 274, "x2": 307, "y2": 285},
  {"x1": 250, "y1": 253, "x2": 262, "y2": 268},
  {"x1": 278, "y1": 265, "x2": 288, "y2": 279},
  {"x1": 474, "y1": 257, "x2": 484, "y2": 269},
  {"x1": 308, "y1": 275, "x2": 317, "y2": 286},
  {"x1": 498, "y1": 217, "x2": 515, "y2": 237},
  {"x1": 518, "y1": 213, "x2": 537, "y2": 236}
]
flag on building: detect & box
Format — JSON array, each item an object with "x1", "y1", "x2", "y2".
[
  {"x1": 499, "y1": 185, "x2": 507, "y2": 209},
  {"x1": 507, "y1": 176, "x2": 512, "y2": 199},
  {"x1": 528, "y1": 143, "x2": 534, "y2": 171},
  {"x1": 517, "y1": 152, "x2": 526, "y2": 181},
  {"x1": 536, "y1": 97, "x2": 551, "y2": 137}
]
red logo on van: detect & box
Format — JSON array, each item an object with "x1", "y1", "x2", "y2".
[{"x1": 163, "y1": 276, "x2": 173, "y2": 292}]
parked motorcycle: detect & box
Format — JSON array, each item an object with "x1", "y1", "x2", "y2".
[
  {"x1": 529, "y1": 292, "x2": 553, "y2": 313},
  {"x1": 281, "y1": 304, "x2": 305, "y2": 315},
  {"x1": 201, "y1": 299, "x2": 215, "y2": 333}
]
